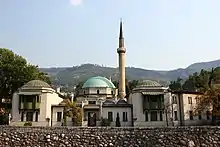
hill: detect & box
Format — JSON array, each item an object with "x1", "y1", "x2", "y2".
[{"x1": 40, "y1": 59, "x2": 220, "y2": 87}]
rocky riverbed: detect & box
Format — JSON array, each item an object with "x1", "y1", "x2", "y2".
[{"x1": 0, "y1": 126, "x2": 220, "y2": 147}]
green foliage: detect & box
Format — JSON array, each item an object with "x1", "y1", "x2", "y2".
[
  {"x1": 177, "y1": 67, "x2": 220, "y2": 124},
  {"x1": 115, "y1": 112, "x2": 121, "y2": 127},
  {"x1": 169, "y1": 78, "x2": 183, "y2": 91},
  {"x1": 63, "y1": 114, "x2": 67, "y2": 126},
  {"x1": 0, "y1": 108, "x2": 9, "y2": 125},
  {"x1": 24, "y1": 122, "x2": 32, "y2": 126},
  {"x1": 0, "y1": 48, "x2": 51, "y2": 104},
  {"x1": 0, "y1": 115, "x2": 8, "y2": 125},
  {"x1": 58, "y1": 93, "x2": 72, "y2": 100},
  {"x1": 100, "y1": 118, "x2": 111, "y2": 126},
  {"x1": 113, "y1": 79, "x2": 139, "y2": 98},
  {"x1": 64, "y1": 100, "x2": 82, "y2": 126},
  {"x1": 128, "y1": 80, "x2": 139, "y2": 91},
  {"x1": 169, "y1": 67, "x2": 220, "y2": 92},
  {"x1": 74, "y1": 81, "x2": 84, "y2": 97}
]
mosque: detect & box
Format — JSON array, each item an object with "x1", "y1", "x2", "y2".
[{"x1": 10, "y1": 21, "x2": 212, "y2": 127}]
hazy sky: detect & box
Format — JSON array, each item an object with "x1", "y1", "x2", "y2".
[{"x1": 1, "y1": 0, "x2": 220, "y2": 70}]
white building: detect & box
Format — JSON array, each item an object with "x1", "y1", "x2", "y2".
[
  {"x1": 10, "y1": 80, "x2": 64, "y2": 126},
  {"x1": 76, "y1": 76, "x2": 133, "y2": 127},
  {"x1": 9, "y1": 19, "x2": 212, "y2": 127},
  {"x1": 102, "y1": 99, "x2": 133, "y2": 127},
  {"x1": 129, "y1": 80, "x2": 172, "y2": 127},
  {"x1": 171, "y1": 91, "x2": 212, "y2": 126}
]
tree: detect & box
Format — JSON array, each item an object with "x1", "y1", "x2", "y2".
[
  {"x1": 100, "y1": 117, "x2": 111, "y2": 126},
  {"x1": 115, "y1": 112, "x2": 121, "y2": 127},
  {"x1": 164, "y1": 99, "x2": 175, "y2": 126},
  {"x1": 193, "y1": 67, "x2": 220, "y2": 124},
  {"x1": 169, "y1": 78, "x2": 183, "y2": 91},
  {"x1": 194, "y1": 87, "x2": 220, "y2": 124},
  {"x1": 128, "y1": 80, "x2": 139, "y2": 91},
  {"x1": 112, "y1": 81, "x2": 119, "y2": 89},
  {"x1": 113, "y1": 80, "x2": 139, "y2": 98},
  {"x1": 74, "y1": 81, "x2": 84, "y2": 97},
  {"x1": 181, "y1": 68, "x2": 220, "y2": 92},
  {"x1": 0, "y1": 108, "x2": 9, "y2": 125},
  {"x1": 64, "y1": 99, "x2": 82, "y2": 126},
  {"x1": 0, "y1": 48, "x2": 50, "y2": 108}
]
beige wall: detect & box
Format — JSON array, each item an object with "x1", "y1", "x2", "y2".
[
  {"x1": 52, "y1": 107, "x2": 63, "y2": 127},
  {"x1": 102, "y1": 107, "x2": 132, "y2": 127},
  {"x1": 172, "y1": 93, "x2": 212, "y2": 126},
  {"x1": 129, "y1": 91, "x2": 172, "y2": 127},
  {"x1": 79, "y1": 87, "x2": 117, "y2": 97}
]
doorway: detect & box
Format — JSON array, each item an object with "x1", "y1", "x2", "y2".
[{"x1": 88, "y1": 112, "x2": 96, "y2": 126}]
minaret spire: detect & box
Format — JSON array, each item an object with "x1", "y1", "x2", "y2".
[{"x1": 119, "y1": 19, "x2": 124, "y2": 48}]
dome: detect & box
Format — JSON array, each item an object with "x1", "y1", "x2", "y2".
[
  {"x1": 82, "y1": 76, "x2": 116, "y2": 88},
  {"x1": 137, "y1": 80, "x2": 162, "y2": 87},
  {"x1": 22, "y1": 80, "x2": 51, "y2": 88}
]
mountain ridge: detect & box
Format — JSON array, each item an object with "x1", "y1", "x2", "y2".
[{"x1": 40, "y1": 59, "x2": 220, "y2": 86}]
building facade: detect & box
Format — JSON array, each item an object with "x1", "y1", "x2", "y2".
[
  {"x1": 171, "y1": 91, "x2": 212, "y2": 126},
  {"x1": 9, "y1": 20, "x2": 213, "y2": 127},
  {"x1": 129, "y1": 80, "x2": 172, "y2": 127},
  {"x1": 10, "y1": 80, "x2": 63, "y2": 126},
  {"x1": 76, "y1": 76, "x2": 132, "y2": 127}
]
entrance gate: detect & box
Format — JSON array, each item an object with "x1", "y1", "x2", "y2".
[{"x1": 88, "y1": 112, "x2": 96, "y2": 126}]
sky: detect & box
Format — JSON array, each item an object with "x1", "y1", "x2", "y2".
[{"x1": 1, "y1": 0, "x2": 220, "y2": 70}]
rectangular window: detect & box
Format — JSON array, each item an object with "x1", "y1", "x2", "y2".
[
  {"x1": 21, "y1": 96, "x2": 24, "y2": 102},
  {"x1": 27, "y1": 96, "x2": 33, "y2": 102},
  {"x1": 198, "y1": 112, "x2": 202, "y2": 120},
  {"x1": 35, "y1": 112, "x2": 38, "y2": 122},
  {"x1": 57, "y1": 112, "x2": 62, "y2": 122},
  {"x1": 172, "y1": 96, "x2": 177, "y2": 104},
  {"x1": 207, "y1": 111, "x2": 210, "y2": 120},
  {"x1": 26, "y1": 112, "x2": 33, "y2": 122},
  {"x1": 174, "y1": 111, "x2": 178, "y2": 121},
  {"x1": 189, "y1": 111, "x2": 193, "y2": 120},
  {"x1": 195, "y1": 98, "x2": 200, "y2": 104},
  {"x1": 21, "y1": 112, "x2": 24, "y2": 121},
  {"x1": 150, "y1": 111, "x2": 157, "y2": 121},
  {"x1": 188, "y1": 97, "x2": 192, "y2": 104},
  {"x1": 108, "y1": 112, "x2": 113, "y2": 122},
  {"x1": 36, "y1": 95, "x2": 40, "y2": 102},
  {"x1": 150, "y1": 97, "x2": 157, "y2": 102},
  {"x1": 123, "y1": 112, "x2": 128, "y2": 122},
  {"x1": 88, "y1": 101, "x2": 96, "y2": 104},
  {"x1": 145, "y1": 111, "x2": 148, "y2": 121},
  {"x1": 159, "y1": 111, "x2": 163, "y2": 121}
]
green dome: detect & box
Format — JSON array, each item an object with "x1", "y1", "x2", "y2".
[
  {"x1": 137, "y1": 80, "x2": 162, "y2": 87},
  {"x1": 22, "y1": 80, "x2": 51, "y2": 88},
  {"x1": 82, "y1": 76, "x2": 116, "y2": 88}
]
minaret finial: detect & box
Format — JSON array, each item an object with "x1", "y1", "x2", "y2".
[
  {"x1": 119, "y1": 19, "x2": 123, "y2": 39},
  {"x1": 119, "y1": 19, "x2": 124, "y2": 48}
]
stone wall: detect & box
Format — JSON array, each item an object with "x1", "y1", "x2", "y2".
[{"x1": 0, "y1": 126, "x2": 220, "y2": 147}]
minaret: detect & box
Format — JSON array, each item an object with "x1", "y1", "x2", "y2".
[{"x1": 117, "y1": 19, "x2": 126, "y2": 99}]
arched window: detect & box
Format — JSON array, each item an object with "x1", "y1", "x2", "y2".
[
  {"x1": 84, "y1": 91, "x2": 85, "y2": 94},
  {"x1": 111, "y1": 91, "x2": 113, "y2": 95},
  {"x1": 97, "y1": 90, "x2": 100, "y2": 94}
]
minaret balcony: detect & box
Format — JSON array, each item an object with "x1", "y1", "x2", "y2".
[{"x1": 117, "y1": 48, "x2": 126, "y2": 53}]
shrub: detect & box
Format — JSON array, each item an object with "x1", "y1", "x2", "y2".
[
  {"x1": 24, "y1": 122, "x2": 32, "y2": 126},
  {"x1": 116, "y1": 112, "x2": 121, "y2": 127},
  {"x1": 100, "y1": 118, "x2": 111, "y2": 126}
]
